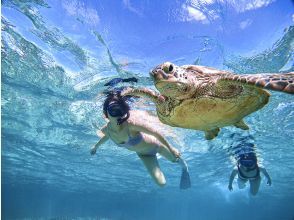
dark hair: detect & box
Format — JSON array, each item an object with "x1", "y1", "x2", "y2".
[
  {"x1": 238, "y1": 152, "x2": 258, "y2": 167},
  {"x1": 240, "y1": 152, "x2": 257, "y2": 161},
  {"x1": 103, "y1": 92, "x2": 130, "y2": 125}
]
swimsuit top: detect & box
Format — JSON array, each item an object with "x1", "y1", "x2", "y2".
[
  {"x1": 108, "y1": 124, "x2": 143, "y2": 149},
  {"x1": 237, "y1": 164, "x2": 260, "y2": 180}
]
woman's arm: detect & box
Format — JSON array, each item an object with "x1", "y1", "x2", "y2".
[
  {"x1": 90, "y1": 135, "x2": 109, "y2": 155},
  {"x1": 90, "y1": 125, "x2": 109, "y2": 155},
  {"x1": 228, "y1": 168, "x2": 238, "y2": 191},
  {"x1": 260, "y1": 167, "x2": 272, "y2": 186}
]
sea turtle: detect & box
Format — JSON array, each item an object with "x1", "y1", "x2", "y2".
[{"x1": 121, "y1": 62, "x2": 294, "y2": 140}]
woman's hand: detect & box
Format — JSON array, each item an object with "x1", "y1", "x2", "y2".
[
  {"x1": 90, "y1": 146, "x2": 97, "y2": 155},
  {"x1": 90, "y1": 133, "x2": 109, "y2": 156},
  {"x1": 170, "y1": 147, "x2": 181, "y2": 158},
  {"x1": 228, "y1": 184, "x2": 233, "y2": 191}
]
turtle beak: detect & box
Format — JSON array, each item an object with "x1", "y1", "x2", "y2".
[{"x1": 150, "y1": 69, "x2": 169, "y2": 81}]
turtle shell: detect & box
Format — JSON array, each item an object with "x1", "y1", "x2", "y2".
[{"x1": 156, "y1": 86, "x2": 270, "y2": 131}]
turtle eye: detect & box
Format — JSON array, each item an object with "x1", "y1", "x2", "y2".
[{"x1": 163, "y1": 62, "x2": 174, "y2": 73}]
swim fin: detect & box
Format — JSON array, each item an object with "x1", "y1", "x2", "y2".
[
  {"x1": 180, "y1": 168, "x2": 191, "y2": 189},
  {"x1": 104, "y1": 78, "x2": 123, "y2": 86},
  {"x1": 104, "y1": 77, "x2": 138, "y2": 87}
]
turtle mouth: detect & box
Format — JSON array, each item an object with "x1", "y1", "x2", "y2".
[
  {"x1": 150, "y1": 67, "x2": 183, "y2": 94},
  {"x1": 150, "y1": 69, "x2": 169, "y2": 80},
  {"x1": 154, "y1": 78, "x2": 182, "y2": 90},
  {"x1": 150, "y1": 70, "x2": 179, "y2": 83}
]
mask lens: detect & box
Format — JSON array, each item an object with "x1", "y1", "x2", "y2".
[
  {"x1": 240, "y1": 159, "x2": 255, "y2": 167},
  {"x1": 107, "y1": 103, "x2": 125, "y2": 117}
]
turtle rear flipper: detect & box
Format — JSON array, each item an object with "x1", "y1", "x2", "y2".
[
  {"x1": 204, "y1": 128, "x2": 220, "y2": 140},
  {"x1": 221, "y1": 73, "x2": 294, "y2": 94},
  {"x1": 234, "y1": 120, "x2": 249, "y2": 130}
]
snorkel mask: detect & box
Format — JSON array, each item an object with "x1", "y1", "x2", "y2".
[
  {"x1": 107, "y1": 102, "x2": 129, "y2": 125},
  {"x1": 240, "y1": 159, "x2": 255, "y2": 167},
  {"x1": 107, "y1": 102, "x2": 125, "y2": 117},
  {"x1": 239, "y1": 153, "x2": 257, "y2": 169}
]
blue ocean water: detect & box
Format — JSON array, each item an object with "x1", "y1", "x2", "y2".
[{"x1": 1, "y1": 0, "x2": 294, "y2": 219}]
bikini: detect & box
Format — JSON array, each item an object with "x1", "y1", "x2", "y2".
[
  {"x1": 107, "y1": 124, "x2": 159, "y2": 155},
  {"x1": 107, "y1": 124, "x2": 141, "y2": 149},
  {"x1": 237, "y1": 164, "x2": 260, "y2": 181}
]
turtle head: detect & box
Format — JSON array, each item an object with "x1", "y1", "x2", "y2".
[{"x1": 150, "y1": 62, "x2": 190, "y2": 99}]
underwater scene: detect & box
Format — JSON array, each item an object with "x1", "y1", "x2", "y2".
[{"x1": 2, "y1": 0, "x2": 294, "y2": 219}]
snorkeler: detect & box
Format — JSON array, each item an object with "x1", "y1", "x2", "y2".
[
  {"x1": 90, "y1": 92, "x2": 191, "y2": 189},
  {"x1": 228, "y1": 152, "x2": 271, "y2": 196}
]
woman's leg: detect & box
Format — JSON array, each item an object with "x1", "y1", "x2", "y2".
[
  {"x1": 138, "y1": 134, "x2": 188, "y2": 178},
  {"x1": 249, "y1": 176, "x2": 261, "y2": 196},
  {"x1": 237, "y1": 178, "x2": 247, "y2": 189},
  {"x1": 157, "y1": 144, "x2": 189, "y2": 172},
  {"x1": 137, "y1": 154, "x2": 166, "y2": 187},
  {"x1": 138, "y1": 136, "x2": 190, "y2": 189},
  {"x1": 139, "y1": 133, "x2": 179, "y2": 162},
  {"x1": 157, "y1": 144, "x2": 179, "y2": 162},
  {"x1": 157, "y1": 144, "x2": 191, "y2": 189}
]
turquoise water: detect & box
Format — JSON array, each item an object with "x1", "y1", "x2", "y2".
[{"x1": 2, "y1": 0, "x2": 294, "y2": 219}]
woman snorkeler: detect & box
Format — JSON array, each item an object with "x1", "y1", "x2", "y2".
[
  {"x1": 91, "y1": 92, "x2": 191, "y2": 189},
  {"x1": 228, "y1": 151, "x2": 271, "y2": 195}
]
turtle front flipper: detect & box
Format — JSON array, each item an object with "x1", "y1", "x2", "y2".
[
  {"x1": 221, "y1": 73, "x2": 294, "y2": 94},
  {"x1": 204, "y1": 128, "x2": 220, "y2": 140},
  {"x1": 121, "y1": 87, "x2": 165, "y2": 104}
]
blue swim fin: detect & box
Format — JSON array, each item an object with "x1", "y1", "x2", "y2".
[
  {"x1": 104, "y1": 78, "x2": 123, "y2": 86},
  {"x1": 180, "y1": 168, "x2": 191, "y2": 189},
  {"x1": 104, "y1": 77, "x2": 138, "y2": 87}
]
